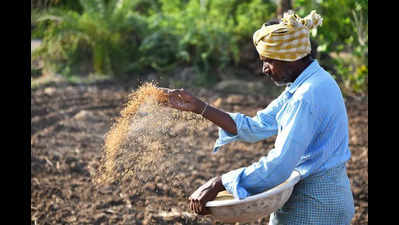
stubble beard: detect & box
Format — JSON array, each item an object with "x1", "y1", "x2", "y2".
[
  {"x1": 269, "y1": 73, "x2": 293, "y2": 87},
  {"x1": 273, "y1": 67, "x2": 298, "y2": 87}
]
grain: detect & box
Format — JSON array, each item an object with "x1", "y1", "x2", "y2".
[{"x1": 93, "y1": 82, "x2": 210, "y2": 190}]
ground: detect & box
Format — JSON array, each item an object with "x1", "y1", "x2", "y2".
[{"x1": 30, "y1": 77, "x2": 368, "y2": 225}]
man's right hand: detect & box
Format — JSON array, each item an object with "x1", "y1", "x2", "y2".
[
  {"x1": 159, "y1": 88, "x2": 206, "y2": 114},
  {"x1": 159, "y1": 87, "x2": 237, "y2": 135}
]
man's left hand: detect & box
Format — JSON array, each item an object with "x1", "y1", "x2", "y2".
[{"x1": 189, "y1": 176, "x2": 226, "y2": 215}]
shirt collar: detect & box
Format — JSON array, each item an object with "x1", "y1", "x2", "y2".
[{"x1": 285, "y1": 60, "x2": 322, "y2": 94}]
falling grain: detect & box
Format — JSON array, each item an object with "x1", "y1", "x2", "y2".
[{"x1": 93, "y1": 82, "x2": 210, "y2": 190}]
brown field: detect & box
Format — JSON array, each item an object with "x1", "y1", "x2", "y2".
[{"x1": 31, "y1": 78, "x2": 368, "y2": 225}]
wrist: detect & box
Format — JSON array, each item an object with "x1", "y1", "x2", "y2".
[
  {"x1": 213, "y1": 176, "x2": 226, "y2": 192},
  {"x1": 195, "y1": 101, "x2": 207, "y2": 115}
]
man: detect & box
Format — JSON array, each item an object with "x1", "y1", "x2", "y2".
[{"x1": 162, "y1": 10, "x2": 355, "y2": 224}]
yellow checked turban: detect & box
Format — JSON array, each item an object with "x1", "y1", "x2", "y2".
[{"x1": 253, "y1": 10, "x2": 323, "y2": 61}]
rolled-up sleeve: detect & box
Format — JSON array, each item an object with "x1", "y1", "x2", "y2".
[{"x1": 221, "y1": 99, "x2": 316, "y2": 199}]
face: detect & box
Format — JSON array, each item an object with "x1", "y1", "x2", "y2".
[{"x1": 260, "y1": 57, "x2": 296, "y2": 86}]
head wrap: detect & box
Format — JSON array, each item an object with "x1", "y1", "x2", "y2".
[{"x1": 253, "y1": 10, "x2": 323, "y2": 61}]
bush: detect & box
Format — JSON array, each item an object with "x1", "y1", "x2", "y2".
[
  {"x1": 32, "y1": 0, "x2": 149, "y2": 77},
  {"x1": 32, "y1": 0, "x2": 277, "y2": 80},
  {"x1": 32, "y1": 0, "x2": 367, "y2": 95},
  {"x1": 141, "y1": 0, "x2": 276, "y2": 84},
  {"x1": 293, "y1": 0, "x2": 368, "y2": 95}
]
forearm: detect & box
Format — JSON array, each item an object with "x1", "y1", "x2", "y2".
[
  {"x1": 161, "y1": 88, "x2": 237, "y2": 135},
  {"x1": 196, "y1": 102, "x2": 237, "y2": 135},
  {"x1": 208, "y1": 176, "x2": 226, "y2": 192}
]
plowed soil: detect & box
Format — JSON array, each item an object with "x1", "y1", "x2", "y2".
[{"x1": 31, "y1": 78, "x2": 368, "y2": 225}]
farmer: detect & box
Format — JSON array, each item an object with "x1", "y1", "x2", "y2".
[{"x1": 162, "y1": 10, "x2": 355, "y2": 224}]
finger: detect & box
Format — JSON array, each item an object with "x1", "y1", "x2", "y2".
[
  {"x1": 169, "y1": 96, "x2": 193, "y2": 112},
  {"x1": 158, "y1": 88, "x2": 180, "y2": 100},
  {"x1": 189, "y1": 200, "x2": 194, "y2": 212},
  {"x1": 168, "y1": 95, "x2": 184, "y2": 109},
  {"x1": 158, "y1": 88, "x2": 177, "y2": 99},
  {"x1": 192, "y1": 199, "x2": 197, "y2": 213},
  {"x1": 168, "y1": 89, "x2": 184, "y2": 96},
  {"x1": 168, "y1": 95, "x2": 178, "y2": 107},
  {"x1": 193, "y1": 201, "x2": 198, "y2": 214},
  {"x1": 157, "y1": 87, "x2": 171, "y2": 93},
  {"x1": 159, "y1": 99, "x2": 170, "y2": 107},
  {"x1": 197, "y1": 201, "x2": 204, "y2": 214},
  {"x1": 194, "y1": 200, "x2": 200, "y2": 214},
  {"x1": 169, "y1": 89, "x2": 190, "y2": 101},
  {"x1": 191, "y1": 200, "x2": 195, "y2": 212},
  {"x1": 193, "y1": 200, "x2": 198, "y2": 213}
]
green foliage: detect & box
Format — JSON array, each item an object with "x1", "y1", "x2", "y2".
[
  {"x1": 234, "y1": 0, "x2": 276, "y2": 41},
  {"x1": 293, "y1": 0, "x2": 368, "y2": 95},
  {"x1": 33, "y1": 0, "x2": 276, "y2": 82},
  {"x1": 31, "y1": 0, "x2": 83, "y2": 39},
  {"x1": 333, "y1": 56, "x2": 368, "y2": 95},
  {"x1": 32, "y1": 0, "x2": 149, "y2": 77},
  {"x1": 32, "y1": 0, "x2": 368, "y2": 94},
  {"x1": 137, "y1": 28, "x2": 180, "y2": 72},
  {"x1": 142, "y1": 0, "x2": 276, "y2": 73},
  {"x1": 32, "y1": 0, "x2": 83, "y2": 12}
]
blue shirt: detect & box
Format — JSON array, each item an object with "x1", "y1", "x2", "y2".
[{"x1": 214, "y1": 60, "x2": 351, "y2": 200}]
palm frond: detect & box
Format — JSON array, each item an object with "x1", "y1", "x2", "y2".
[{"x1": 79, "y1": 0, "x2": 106, "y2": 19}]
